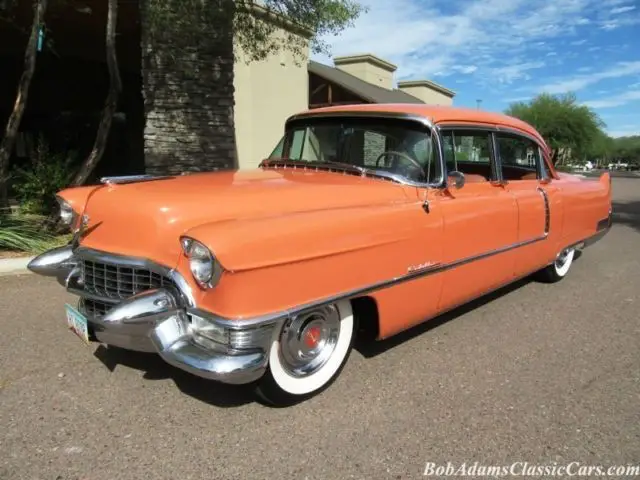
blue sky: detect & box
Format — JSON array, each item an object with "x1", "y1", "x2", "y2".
[{"x1": 311, "y1": 0, "x2": 640, "y2": 138}]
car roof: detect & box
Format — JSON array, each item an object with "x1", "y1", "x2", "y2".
[{"x1": 296, "y1": 103, "x2": 547, "y2": 148}]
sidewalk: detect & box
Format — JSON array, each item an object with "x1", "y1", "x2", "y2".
[{"x1": 0, "y1": 256, "x2": 35, "y2": 276}]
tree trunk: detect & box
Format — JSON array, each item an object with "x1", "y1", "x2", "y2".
[
  {"x1": 70, "y1": 0, "x2": 122, "y2": 186},
  {"x1": 0, "y1": 0, "x2": 48, "y2": 207}
]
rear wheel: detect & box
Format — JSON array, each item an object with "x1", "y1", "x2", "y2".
[
  {"x1": 255, "y1": 300, "x2": 355, "y2": 407},
  {"x1": 535, "y1": 247, "x2": 575, "y2": 283}
]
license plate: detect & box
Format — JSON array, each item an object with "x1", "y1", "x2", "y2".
[{"x1": 65, "y1": 304, "x2": 90, "y2": 344}]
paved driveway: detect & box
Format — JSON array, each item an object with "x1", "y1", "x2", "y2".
[{"x1": 1, "y1": 178, "x2": 639, "y2": 480}]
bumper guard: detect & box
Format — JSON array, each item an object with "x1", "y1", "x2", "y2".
[{"x1": 27, "y1": 247, "x2": 275, "y2": 385}]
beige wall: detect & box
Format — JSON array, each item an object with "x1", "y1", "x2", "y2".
[
  {"x1": 233, "y1": 30, "x2": 310, "y2": 170},
  {"x1": 397, "y1": 81, "x2": 455, "y2": 106},
  {"x1": 334, "y1": 54, "x2": 396, "y2": 90}
]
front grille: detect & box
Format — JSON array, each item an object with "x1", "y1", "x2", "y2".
[
  {"x1": 79, "y1": 298, "x2": 111, "y2": 318},
  {"x1": 78, "y1": 258, "x2": 176, "y2": 318},
  {"x1": 81, "y1": 259, "x2": 172, "y2": 300}
]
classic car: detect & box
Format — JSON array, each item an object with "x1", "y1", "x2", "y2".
[{"x1": 28, "y1": 104, "x2": 613, "y2": 406}]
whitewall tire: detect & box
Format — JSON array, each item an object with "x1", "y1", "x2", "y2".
[
  {"x1": 256, "y1": 300, "x2": 356, "y2": 406},
  {"x1": 536, "y1": 247, "x2": 575, "y2": 283}
]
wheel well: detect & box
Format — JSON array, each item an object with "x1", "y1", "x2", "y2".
[{"x1": 350, "y1": 296, "x2": 379, "y2": 343}]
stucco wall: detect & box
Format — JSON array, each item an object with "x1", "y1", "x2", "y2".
[
  {"x1": 233, "y1": 30, "x2": 310, "y2": 170},
  {"x1": 397, "y1": 82, "x2": 454, "y2": 106}
]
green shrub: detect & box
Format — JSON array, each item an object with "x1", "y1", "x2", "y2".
[
  {"x1": 0, "y1": 212, "x2": 53, "y2": 253},
  {"x1": 12, "y1": 136, "x2": 76, "y2": 215}
]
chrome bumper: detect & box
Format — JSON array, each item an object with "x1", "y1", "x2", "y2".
[{"x1": 27, "y1": 247, "x2": 275, "y2": 385}]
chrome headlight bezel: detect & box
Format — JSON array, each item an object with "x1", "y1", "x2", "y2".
[
  {"x1": 56, "y1": 196, "x2": 77, "y2": 227},
  {"x1": 180, "y1": 236, "x2": 223, "y2": 288}
]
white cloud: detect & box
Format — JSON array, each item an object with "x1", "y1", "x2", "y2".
[
  {"x1": 608, "y1": 126, "x2": 640, "y2": 138},
  {"x1": 571, "y1": 39, "x2": 588, "y2": 45},
  {"x1": 583, "y1": 90, "x2": 640, "y2": 108},
  {"x1": 504, "y1": 96, "x2": 532, "y2": 103},
  {"x1": 610, "y1": 5, "x2": 636, "y2": 14},
  {"x1": 452, "y1": 65, "x2": 479, "y2": 74},
  {"x1": 313, "y1": 0, "x2": 606, "y2": 83},
  {"x1": 539, "y1": 62, "x2": 640, "y2": 94},
  {"x1": 491, "y1": 61, "x2": 546, "y2": 83}
]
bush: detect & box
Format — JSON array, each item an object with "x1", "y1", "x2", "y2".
[
  {"x1": 0, "y1": 212, "x2": 55, "y2": 253},
  {"x1": 12, "y1": 136, "x2": 76, "y2": 215}
]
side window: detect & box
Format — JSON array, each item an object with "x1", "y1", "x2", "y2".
[
  {"x1": 441, "y1": 130, "x2": 495, "y2": 182},
  {"x1": 269, "y1": 136, "x2": 285, "y2": 159},
  {"x1": 496, "y1": 134, "x2": 541, "y2": 181},
  {"x1": 288, "y1": 130, "x2": 306, "y2": 160}
]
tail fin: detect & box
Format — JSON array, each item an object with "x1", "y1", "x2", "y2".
[{"x1": 599, "y1": 171, "x2": 613, "y2": 206}]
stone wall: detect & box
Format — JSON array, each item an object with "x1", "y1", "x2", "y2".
[{"x1": 140, "y1": 0, "x2": 237, "y2": 175}]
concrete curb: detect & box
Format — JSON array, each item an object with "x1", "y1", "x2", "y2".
[{"x1": 0, "y1": 256, "x2": 35, "y2": 276}]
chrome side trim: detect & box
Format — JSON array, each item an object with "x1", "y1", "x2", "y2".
[
  {"x1": 537, "y1": 187, "x2": 550, "y2": 236},
  {"x1": 197, "y1": 234, "x2": 549, "y2": 329},
  {"x1": 100, "y1": 175, "x2": 174, "y2": 185}
]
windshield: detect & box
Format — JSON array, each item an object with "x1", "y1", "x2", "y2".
[{"x1": 268, "y1": 117, "x2": 439, "y2": 184}]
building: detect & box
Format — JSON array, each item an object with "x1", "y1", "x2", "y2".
[
  {"x1": 236, "y1": 49, "x2": 455, "y2": 169},
  {"x1": 0, "y1": 1, "x2": 455, "y2": 179}
]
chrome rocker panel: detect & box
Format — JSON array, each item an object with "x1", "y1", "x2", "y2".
[{"x1": 27, "y1": 248, "x2": 273, "y2": 385}]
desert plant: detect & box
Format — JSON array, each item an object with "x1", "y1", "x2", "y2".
[
  {"x1": 12, "y1": 136, "x2": 76, "y2": 215},
  {"x1": 0, "y1": 211, "x2": 56, "y2": 253}
]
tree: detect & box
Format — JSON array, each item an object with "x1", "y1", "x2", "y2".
[
  {"x1": 588, "y1": 130, "x2": 615, "y2": 167},
  {"x1": 139, "y1": 0, "x2": 366, "y2": 177},
  {"x1": 70, "y1": 0, "x2": 366, "y2": 183},
  {"x1": 505, "y1": 93, "x2": 606, "y2": 165},
  {"x1": 0, "y1": 0, "x2": 48, "y2": 206},
  {"x1": 612, "y1": 135, "x2": 640, "y2": 164},
  {"x1": 146, "y1": 0, "x2": 367, "y2": 63},
  {"x1": 70, "y1": 0, "x2": 122, "y2": 186}
]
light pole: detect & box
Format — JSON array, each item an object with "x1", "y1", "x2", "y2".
[{"x1": 476, "y1": 99, "x2": 482, "y2": 110}]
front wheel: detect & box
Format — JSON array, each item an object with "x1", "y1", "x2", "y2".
[
  {"x1": 255, "y1": 300, "x2": 356, "y2": 407},
  {"x1": 535, "y1": 247, "x2": 575, "y2": 283}
]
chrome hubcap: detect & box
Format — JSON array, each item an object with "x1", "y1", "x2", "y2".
[
  {"x1": 279, "y1": 305, "x2": 341, "y2": 377},
  {"x1": 555, "y1": 248, "x2": 573, "y2": 268}
]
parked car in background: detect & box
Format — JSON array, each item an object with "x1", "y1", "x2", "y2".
[{"x1": 28, "y1": 104, "x2": 613, "y2": 406}]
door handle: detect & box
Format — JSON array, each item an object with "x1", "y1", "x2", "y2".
[{"x1": 490, "y1": 180, "x2": 508, "y2": 188}]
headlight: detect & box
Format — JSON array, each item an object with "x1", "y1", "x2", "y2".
[
  {"x1": 180, "y1": 236, "x2": 222, "y2": 288},
  {"x1": 56, "y1": 197, "x2": 76, "y2": 226}
]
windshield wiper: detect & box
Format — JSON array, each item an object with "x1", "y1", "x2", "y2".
[{"x1": 265, "y1": 158, "x2": 399, "y2": 182}]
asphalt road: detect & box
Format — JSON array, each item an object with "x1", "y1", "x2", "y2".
[{"x1": 1, "y1": 178, "x2": 639, "y2": 480}]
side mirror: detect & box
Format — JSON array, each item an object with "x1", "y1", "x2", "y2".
[{"x1": 447, "y1": 170, "x2": 465, "y2": 190}]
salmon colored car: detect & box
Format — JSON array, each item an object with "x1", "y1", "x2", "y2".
[{"x1": 29, "y1": 104, "x2": 613, "y2": 406}]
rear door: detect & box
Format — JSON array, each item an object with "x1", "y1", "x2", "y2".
[
  {"x1": 495, "y1": 131, "x2": 561, "y2": 276},
  {"x1": 436, "y1": 128, "x2": 519, "y2": 313}
]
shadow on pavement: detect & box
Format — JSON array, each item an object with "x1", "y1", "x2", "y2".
[
  {"x1": 612, "y1": 200, "x2": 640, "y2": 234},
  {"x1": 93, "y1": 345, "x2": 256, "y2": 407}
]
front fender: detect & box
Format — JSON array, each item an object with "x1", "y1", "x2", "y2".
[{"x1": 182, "y1": 201, "x2": 444, "y2": 319}]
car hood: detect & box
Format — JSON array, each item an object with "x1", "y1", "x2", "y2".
[{"x1": 69, "y1": 168, "x2": 415, "y2": 268}]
